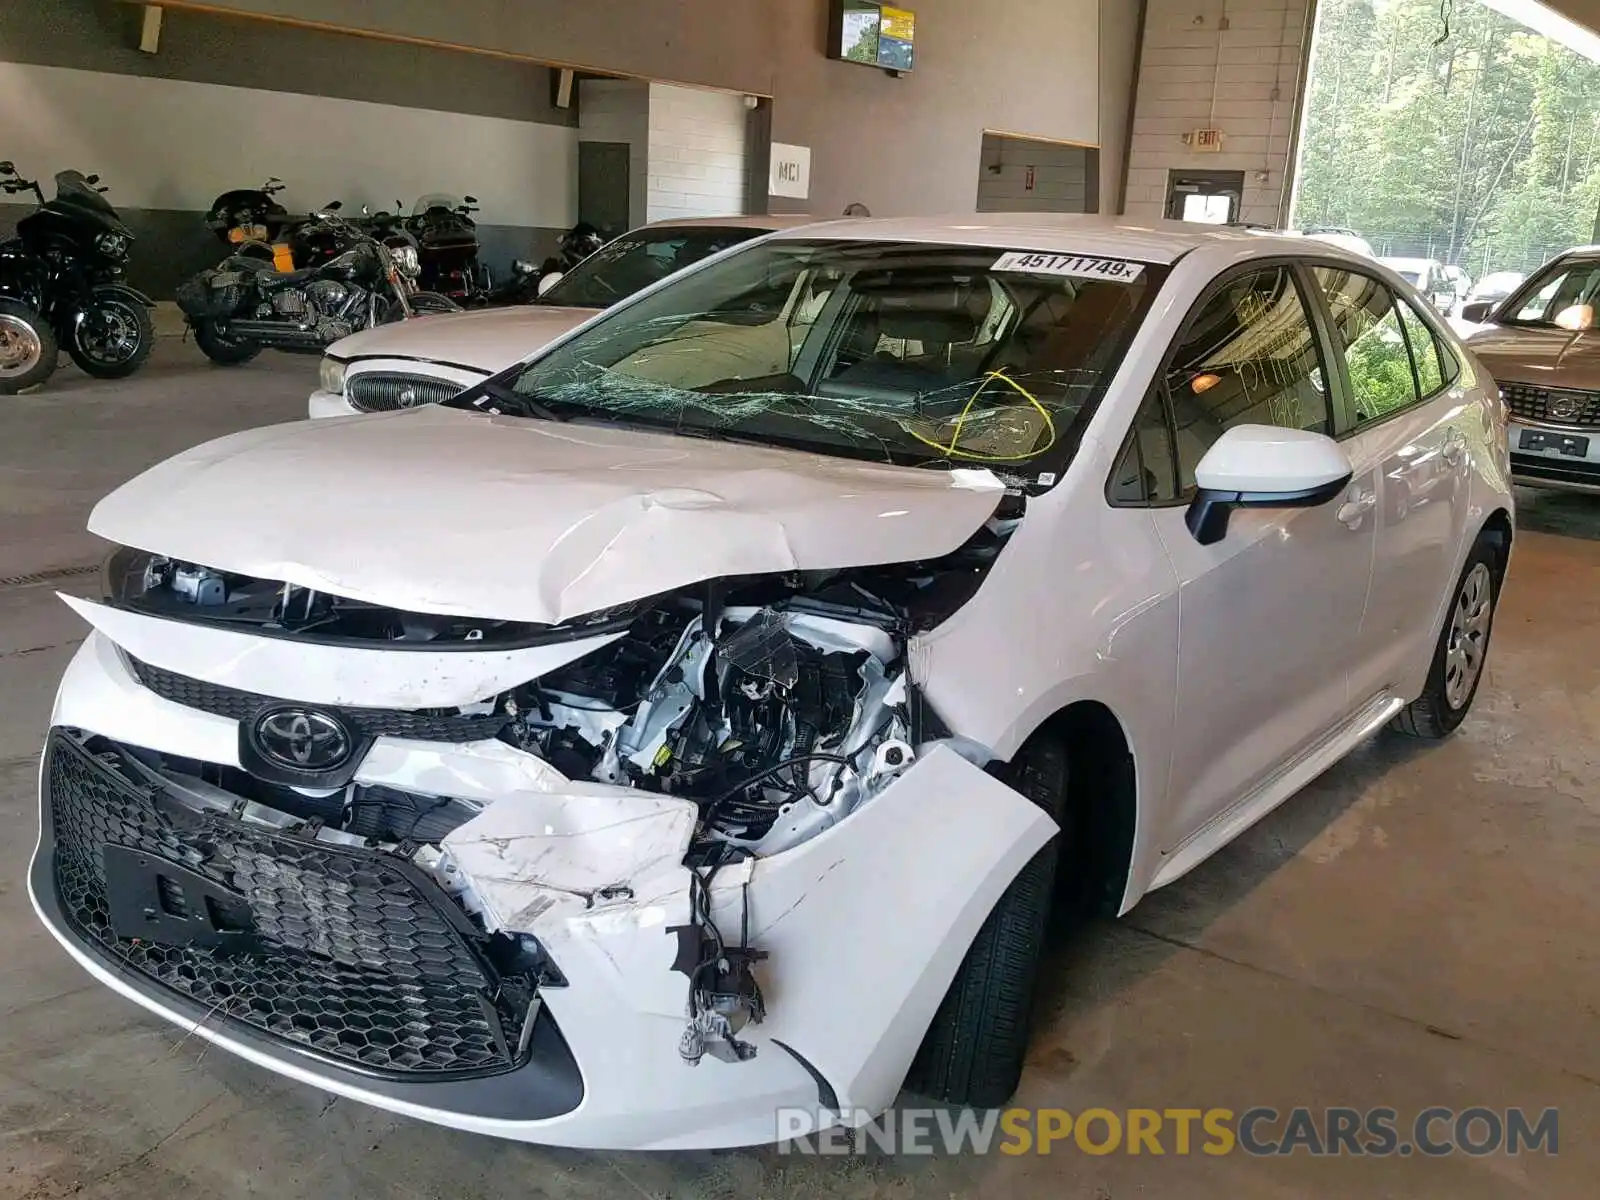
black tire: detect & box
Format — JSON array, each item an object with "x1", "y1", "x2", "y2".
[
  {"x1": 0, "y1": 298, "x2": 58, "y2": 393},
  {"x1": 1391, "y1": 536, "x2": 1501, "y2": 739},
  {"x1": 904, "y1": 735, "x2": 1070, "y2": 1108},
  {"x1": 66, "y1": 292, "x2": 154, "y2": 379},
  {"x1": 192, "y1": 319, "x2": 261, "y2": 365}
]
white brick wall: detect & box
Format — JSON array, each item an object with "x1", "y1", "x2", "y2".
[
  {"x1": 1124, "y1": 0, "x2": 1314, "y2": 226},
  {"x1": 976, "y1": 136, "x2": 1092, "y2": 213},
  {"x1": 646, "y1": 82, "x2": 749, "y2": 222}
]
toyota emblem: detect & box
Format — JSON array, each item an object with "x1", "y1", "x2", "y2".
[
  {"x1": 1549, "y1": 394, "x2": 1583, "y2": 421},
  {"x1": 251, "y1": 707, "x2": 353, "y2": 772}
]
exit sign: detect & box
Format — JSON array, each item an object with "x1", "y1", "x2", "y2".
[{"x1": 1191, "y1": 128, "x2": 1225, "y2": 152}]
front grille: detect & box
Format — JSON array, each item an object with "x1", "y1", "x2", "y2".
[
  {"x1": 346, "y1": 372, "x2": 461, "y2": 413},
  {"x1": 127, "y1": 656, "x2": 511, "y2": 744},
  {"x1": 1500, "y1": 381, "x2": 1600, "y2": 428},
  {"x1": 46, "y1": 730, "x2": 530, "y2": 1078}
]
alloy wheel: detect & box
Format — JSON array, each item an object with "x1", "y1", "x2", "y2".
[
  {"x1": 0, "y1": 312, "x2": 43, "y2": 379},
  {"x1": 1443, "y1": 562, "x2": 1493, "y2": 709},
  {"x1": 77, "y1": 300, "x2": 141, "y2": 365}
]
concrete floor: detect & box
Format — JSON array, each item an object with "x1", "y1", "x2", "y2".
[{"x1": 2, "y1": 342, "x2": 1598, "y2": 1198}]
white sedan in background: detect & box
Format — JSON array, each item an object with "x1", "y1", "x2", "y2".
[
  {"x1": 36, "y1": 215, "x2": 1511, "y2": 1149},
  {"x1": 309, "y1": 215, "x2": 819, "y2": 417}
]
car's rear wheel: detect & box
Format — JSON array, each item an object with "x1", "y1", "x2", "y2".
[
  {"x1": 904, "y1": 733, "x2": 1072, "y2": 1108},
  {"x1": 1392, "y1": 536, "x2": 1501, "y2": 739}
]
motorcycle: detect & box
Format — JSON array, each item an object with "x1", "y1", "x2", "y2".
[
  {"x1": 0, "y1": 161, "x2": 155, "y2": 391},
  {"x1": 406, "y1": 194, "x2": 487, "y2": 301},
  {"x1": 479, "y1": 223, "x2": 605, "y2": 308},
  {"x1": 205, "y1": 177, "x2": 292, "y2": 248},
  {"x1": 175, "y1": 210, "x2": 459, "y2": 364}
]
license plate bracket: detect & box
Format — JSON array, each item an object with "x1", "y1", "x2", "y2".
[
  {"x1": 101, "y1": 844, "x2": 258, "y2": 951},
  {"x1": 1520, "y1": 429, "x2": 1590, "y2": 458}
]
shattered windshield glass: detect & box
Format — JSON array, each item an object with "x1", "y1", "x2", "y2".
[
  {"x1": 542, "y1": 226, "x2": 770, "y2": 309},
  {"x1": 458, "y1": 238, "x2": 1160, "y2": 471}
]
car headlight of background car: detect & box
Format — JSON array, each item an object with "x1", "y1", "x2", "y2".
[{"x1": 318, "y1": 357, "x2": 346, "y2": 396}]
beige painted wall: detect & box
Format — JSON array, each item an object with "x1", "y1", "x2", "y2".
[
  {"x1": 164, "y1": 0, "x2": 1104, "y2": 220},
  {"x1": 1099, "y1": 0, "x2": 1146, "y2": 214}
]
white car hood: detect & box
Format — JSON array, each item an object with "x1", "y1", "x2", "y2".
[
  {"x1": 328, "y1": 305, "x2": 599, "y2": 373},
  {"x1": 88, "y1": 406, "x2": 1005, "y2": 625}
]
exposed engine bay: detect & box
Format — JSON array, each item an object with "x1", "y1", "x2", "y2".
[{"x1": 95, "y1": 502, "x2": 1020, "y2": 1067}]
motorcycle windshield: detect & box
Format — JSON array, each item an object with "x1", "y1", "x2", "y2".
[
  {"x1": 412, "y1": 193, "x2": 463, "y2": 215},
  {"x1": 51, "y1": 171, "x2": 131, "y2": 236}
]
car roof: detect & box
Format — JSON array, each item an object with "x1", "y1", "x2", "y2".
[
  {"x1": 643, "y1": 214, "x2": 822, "y2": 232},
  {"x1": 762, "y1": 213, "x2": 1327, "y2": 265}
]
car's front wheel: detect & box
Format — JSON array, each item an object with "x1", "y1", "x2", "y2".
[
  {"x1": 1392, "y1": 536, "x2": 1501, "y2": 739},
  {"x1": 904, "y1": 733, "x2": 1072, "y2": 1108}
]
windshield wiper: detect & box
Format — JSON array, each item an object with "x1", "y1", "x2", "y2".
[{"x1": 467, "y1": 379, "x2": 571, "y2": 422}]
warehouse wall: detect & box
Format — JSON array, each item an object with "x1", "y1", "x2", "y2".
[
  {"x1": 0, "y1": 1, "x2": 578, "y2": 295},
  {"x1": 158, "y1": 0, "x2": 1104, "y2": 222},
  {"x1": 1099, "y1": 0, "x2": 1147, "y2": 214},
  {"x1": 577, "y1": 79, "x2": 651, "y2": 230},
  {"x1": 1123, "y1": 0, "x2": 1316, "y2": 226}
]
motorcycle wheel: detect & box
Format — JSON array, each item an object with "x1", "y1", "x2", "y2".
[
  {"x1": 193, "y1": 319, "x2": 261, "y2": 365},
  {"x1": 0, "y1": 298, "x2": 59, "y2": 394},
  {"x1": 67, "y1": 292, "x2": 155, "y2": 379}
]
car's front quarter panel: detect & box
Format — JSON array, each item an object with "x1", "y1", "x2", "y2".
[{"x1": 911, "y1": 433, "x2": 1182, "y2": 913}]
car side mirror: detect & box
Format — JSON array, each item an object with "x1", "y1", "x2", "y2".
[
  {"x1": 1185, "y1": 426, "x2": 1353, "y2": 546},
  {"x1": 1460, "y1": 300, "x2": 1495, "y2": 323},
  {"x1": 536, "y1": 271, "x2": 563, "y2": 297}
]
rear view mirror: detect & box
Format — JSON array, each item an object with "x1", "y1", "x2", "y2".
[
  {"x1": 1186, "y1": 426, "x2": 1354, "y2": 546},
  {"x1": 1460, "y1": 300, "x2": 1495, "y2": 324},
  {"x1": 537, "y1": 271, "x2": 563, "y2": 297}
]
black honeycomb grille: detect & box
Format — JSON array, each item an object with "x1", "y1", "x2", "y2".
[
  {"x1": 1500, "y1": 381, "x2": 1600, "y2": 428},
  {"x1": 346, "y1": 372, "x2": 460, "y2": 413},
  {"x1": 126, "y1": 656, "x2": 510, "y2": 744},
  {"x1": 46, "y1": 731, "x2": 528, "y2": 1078}
]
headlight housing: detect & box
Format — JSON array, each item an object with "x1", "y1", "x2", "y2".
[
  {"x1": 319, "y1": 357, "x2": 346, "y2": 395},
  {"x1": 95, "y1": 231, "x2": 128, "y2": 259},
  {"x1": 390, "y1": 244, "x2": 421, "y2": 279}
]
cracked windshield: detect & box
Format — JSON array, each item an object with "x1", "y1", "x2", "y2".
[{"x1": 467, "y1": 240, "x2": 1156, "y2": 473}]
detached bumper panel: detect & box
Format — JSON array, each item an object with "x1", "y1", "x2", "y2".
[{"x1": 35, "y1": 728, "x2": 583, "y2": 1120}]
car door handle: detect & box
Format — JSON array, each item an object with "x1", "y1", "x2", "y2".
[{"x1": 1336, "y1": 489, "x2": 1377, "y2": 528}]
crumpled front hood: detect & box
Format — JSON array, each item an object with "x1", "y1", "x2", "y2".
[
  {"x1": 328, "y1": 304, "x2": 599, "y2": 373},
  {"x1": 1466, "y1": 324, "x2": 1600, "y2": 392},
  {"x1": 88, "y1": 406, "x2": 1005, "y2": 625}
]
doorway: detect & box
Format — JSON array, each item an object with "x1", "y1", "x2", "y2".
[
  {"x1": 975, "y1": 132, "x2": 1100, "y2": 214},
  {"x1": 1166, "y1": 170, "x2": 1245, "y2": 224},
  {"x1": 578, "y1": 142, "x2": 632, "y2": 239}
]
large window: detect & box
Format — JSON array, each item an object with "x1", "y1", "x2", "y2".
[
  {"x1": 471, "y1": 240, "x2": 1159, "y2": 472},
  {"x1": 1163, "y1": 266, "x2": 1333, "y2": 492}
]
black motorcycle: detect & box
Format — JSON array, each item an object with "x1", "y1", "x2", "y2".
[
  {"x1": 205, "y1": 177, "x2": 292, "y2": 248},
  {"x1": 406, "y1": 194, "x2": 486, "y2": 301},
  {"x1": 176, "y1": 210, "x2": 459, "y2": 364},
  {"x1": 479, "y1": 223, "x2": 605, "y2": 308},
  {"x1": 0, "y1": 162, "x2": 155, "y2": 390}
]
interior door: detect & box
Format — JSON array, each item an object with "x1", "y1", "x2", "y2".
[
  {"x1": 1149, "y1": 264, "x2": 1379, "y2": 850},
  {"x1": 1166, "y1": 170, "x2": 1246, "y2": 225},
  {"x1": 578, "y1": 141, "x2": 632, "y2": 238}
]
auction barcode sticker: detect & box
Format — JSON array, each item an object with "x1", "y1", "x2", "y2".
[{"x1": 992, "y1": 251, "x2": 1145, "y2": 281}]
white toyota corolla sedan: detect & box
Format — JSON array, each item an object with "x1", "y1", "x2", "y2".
[{"x1": 33, "y1": 215, "x2": 1512, "y2": 1150}]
